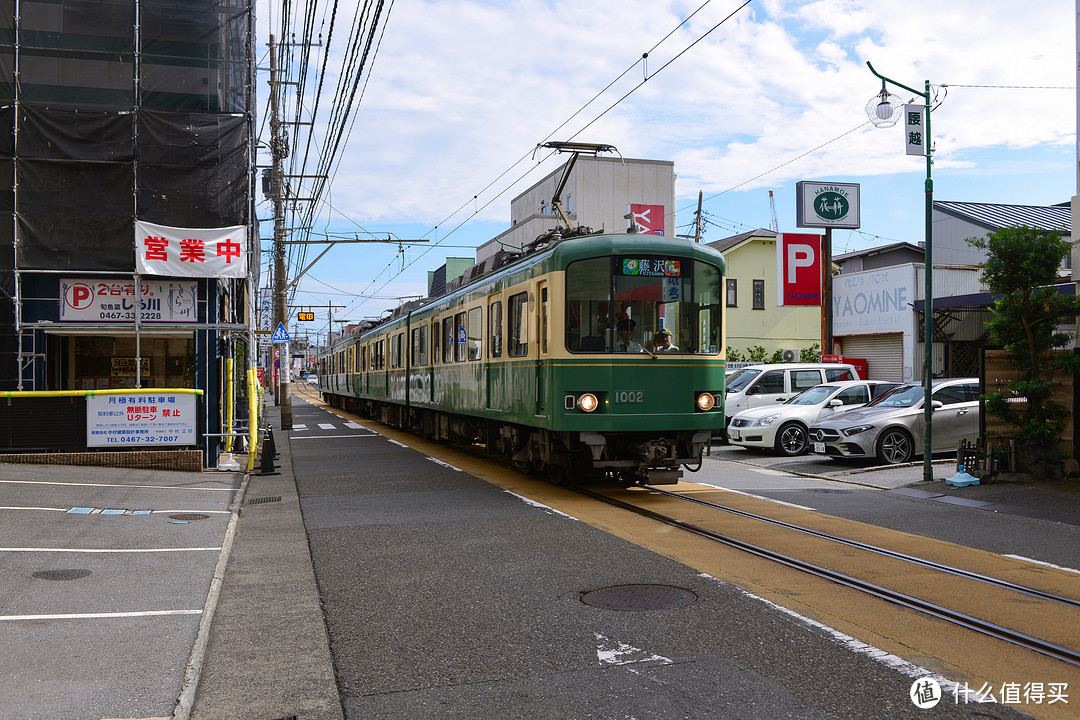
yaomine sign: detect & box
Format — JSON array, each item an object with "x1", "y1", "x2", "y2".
[{"x1": 796, "y1": 181, "x2": 861, "y2": 229}]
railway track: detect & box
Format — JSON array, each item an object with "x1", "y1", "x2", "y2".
[{"x1": 576, "y1": 484, "x2": 1080, "y2": 668}]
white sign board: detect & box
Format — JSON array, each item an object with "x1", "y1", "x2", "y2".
[
  {"x1": 795, "y1": 181, "x2": 861, "y2": 229},
  {"x1": 905, "y1": 104, "x2": 926, "y2": 156},
  {"x1": 136, "y1": 220, "x2": 248, "y2": 278},
  {"x1": 87, "y1": 393, "x2": 198, "y2": 447},
  {"x1": 61, "y1": 279, "x2": 197, "y2": 323},
  {"x1": 832, "y1": 265, "x2": 915, "y2": 335}
]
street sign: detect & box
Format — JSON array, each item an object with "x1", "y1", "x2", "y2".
[{"x1": 271, "y1": 322, "x2": 290, "y2": 343}]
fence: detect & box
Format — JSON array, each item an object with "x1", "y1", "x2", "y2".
[{"x1": 981, "y1": 348, "x2": 1077, "y2": 458}]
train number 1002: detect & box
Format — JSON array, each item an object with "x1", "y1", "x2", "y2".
[{"x1": 614, "y1": 391, "x2": 644, "y2": 403}]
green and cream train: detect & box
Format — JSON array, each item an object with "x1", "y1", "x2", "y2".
[{"x1": 317, "y1": 231, "x2": 727, "y2": 486}]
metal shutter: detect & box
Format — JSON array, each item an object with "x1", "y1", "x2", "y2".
[{"x1": 838, "y1": 334, "x2": 904, "y2": 381}]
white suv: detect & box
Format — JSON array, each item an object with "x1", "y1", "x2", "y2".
[{"x1": 723, "y1": 362, "x2": 861, "y2": 431}]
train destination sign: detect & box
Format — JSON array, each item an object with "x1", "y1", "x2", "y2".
[{"x1": 620, "y1": 258, "x2": 682, "y2": 277}]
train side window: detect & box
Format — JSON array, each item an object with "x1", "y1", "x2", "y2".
[
  {"x1": 454, "y1": 311, "x2": 467, "y2": 362},
  {"x1": 490, "y1": 300, "x2": 502, "y2": 358},
  {"x1": 431, "y1": 320, "x2": 440, "y2": 363},
  {"x1": 361, "y1": 345, "x2": 367, "y2": 372},
  {"x1": 509, "y1": 292, "x2": 528, "y2": 357},
  {"x1": 412, "y1": 325, "x2": 428, "y2": 366},
  {"x1": 442, "y1": 318, "x2": 454, "y2": 363},
  {"x1": 467, "y1": 307, "x2": 482, "y2": 360}
]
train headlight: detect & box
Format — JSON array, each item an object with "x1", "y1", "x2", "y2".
[
  {"x1": 696, "y1": 392, "x2": 716, "y2": 411},
  {"x1": 577, "y1": 393, "x2": 599, "y2": 413}
]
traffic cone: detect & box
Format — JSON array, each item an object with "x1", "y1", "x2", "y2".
[
  {"x1": 257, "y1": 429, "x2": 280, "y2": 476},
  {"x1": 266, "y1": 426, "x2": 278, "y2": 458}
]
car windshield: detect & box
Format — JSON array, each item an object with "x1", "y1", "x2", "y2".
[
  {"x1": 786, "y1": 385, "x2": 836, "y2": 406},
  {"x1": 865, "y1": 384, "x2": 923, "y2": 408},
  {"x1": 726, "y1": 368, "x2": 760, "y2": 392}
]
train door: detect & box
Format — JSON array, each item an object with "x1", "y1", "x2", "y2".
[
  {"x1": 535, "y1": 282, "x2": 548, "y2": 416},
  {"x1": 487, "y1": 298, "x2": 503, "y2": 409}
]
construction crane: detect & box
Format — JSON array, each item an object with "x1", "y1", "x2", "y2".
[{"x1": 768, "y1": 190, "x2": 779, "y2": 233}]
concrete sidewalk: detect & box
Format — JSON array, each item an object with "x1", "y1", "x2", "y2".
[{"x1": 189, "y1": 402, "x2": 344, "y2": 720}]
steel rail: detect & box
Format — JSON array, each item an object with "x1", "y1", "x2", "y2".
[
  {"x1": 575, "y1": 486, "x2": 1080, "y2": 667},
  {"x1": 649, "y1": 486, "x2": 1080, "y2": 610}
]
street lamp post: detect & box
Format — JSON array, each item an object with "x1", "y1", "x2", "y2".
[{"x1": 866, "y1": 62, "x2": 935, "y2": 483}]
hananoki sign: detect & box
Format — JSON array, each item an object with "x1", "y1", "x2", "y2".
[{"x1": 795, "y1": 181, "x2": 861, "y2": 229}]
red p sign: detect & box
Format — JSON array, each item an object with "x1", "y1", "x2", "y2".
[{"x1": 778, "y1": 233, "x2": 821, "y2": 306}]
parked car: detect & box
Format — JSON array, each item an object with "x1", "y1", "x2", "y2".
[
  {"x1": 808, "y1": 378, "x2": 980, "y2": 464},
  {"x1": 728, "y1": 380, "x2": 900, "y2": 456},
  {"x1": 722, "y1": 362, "x2": 862, "y2": 432}
]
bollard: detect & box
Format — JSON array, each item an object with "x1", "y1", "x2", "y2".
[{"x1": 257, "y1": 429, "x2": 280, "y2": 476}]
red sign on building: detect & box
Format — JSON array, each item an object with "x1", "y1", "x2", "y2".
[
  {"x1": 628, "y1": 204, "x2": 665, "y2": 235},
  {"x1": 777, "y1": 233, "x2": 822, "y2": 306}
]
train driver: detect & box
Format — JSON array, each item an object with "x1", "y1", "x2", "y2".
[
  {"x1": 653, "y1": 328, "x2": 679, "y2": 352},
  {"x1": 616, "y1": 318, "x2": 644, "y2": 352}
]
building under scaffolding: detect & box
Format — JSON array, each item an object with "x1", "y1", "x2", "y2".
[{"x1": 0, "y1": 0, "x2": 257, "y2": 467}]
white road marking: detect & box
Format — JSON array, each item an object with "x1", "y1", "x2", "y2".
[
  {"x1": 386, "y1": 439, "x2": 407, "y2": 447},
  {"x1": 695, "y1": 483, "x2": 816, "y2": 510},
  {"x1": 318, "y1": 423, "x2": 336, "y2": 430},
  {"x1": 0, "y1": 609, "x2": 203, "y2": 622},
  {"x1": 503, "y1": 491, "x2": 579, "y2": 520},
  {"x1": 0, "y1": 547, "x2": 220, "y2": 553},
  {"x1": 426, "y1": 457, "x2": 462, "y2": 472},
  {"x1": 344, "y1": 422, "x2": 364, "y2": 429},
  {"x1": 0, "y1": 480, "x2": 235, "y2": 492},
  {"x1": 291, "y1": 434, "x2": 379, "y2": 440},
  {"x1": 292, "y1": 423, "x2": 308, "y2": 430},
  {"x1": 1005, "y1": 554, "x2": 1080, "y2": 574},
  {"x1": 594, "y1": 633, "x2": 673, "y2": 666}
]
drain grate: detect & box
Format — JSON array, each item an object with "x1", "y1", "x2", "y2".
[
  {"x1": 807, "y1": 488, "x2": 853, "y2": 494},
  {"x1": 167, "y1": 513, "x2": 210, "y2": 521},
  {"x1": 581, "y1": 584, "x2": 697, "y2": 611},
  {"x1": 32, "y1": 569, "x2": 91, "y2": 581},
  {"x1": 247, "y1": 496, "x2": 282, "y2": 505}
]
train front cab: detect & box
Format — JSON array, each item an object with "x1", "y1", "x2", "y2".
[{"x1": 544, "y1": 243, "x2": 727, "y2": 484}]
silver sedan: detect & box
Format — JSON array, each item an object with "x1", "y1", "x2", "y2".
[{"x1": 808, "y1": 378, "x2": 980, "y2": 464}]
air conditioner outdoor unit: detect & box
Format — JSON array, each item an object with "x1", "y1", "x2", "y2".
[{"x1": 780, "y1": 348, "x2": 799, "y2": 362}]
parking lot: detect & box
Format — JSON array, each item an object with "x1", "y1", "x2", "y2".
[{"x1": 0, "y1": 462, "x2": 241, "y2": 720}]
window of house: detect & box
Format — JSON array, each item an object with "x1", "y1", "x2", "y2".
[
  {"x1": 752, "y1": 279, "x2": 765, "y2": 309},
  {"x1": 726, "y1": 278, "x2": 738, "y2": 307}
]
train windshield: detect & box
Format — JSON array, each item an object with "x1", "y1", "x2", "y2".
[{"x1": 565, "y1": 255, "x2": 722, "y2": 354}]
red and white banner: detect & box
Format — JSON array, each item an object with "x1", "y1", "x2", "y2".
[
  {"x1": 628, "y1": 204, "x2": 665, "y2": 235},
  {"x1": 777, "y1": 233, "x2": 821, "y2": 306},
  {"x1": 135, "y1": 221, "x2": 248, "y2": 278}
]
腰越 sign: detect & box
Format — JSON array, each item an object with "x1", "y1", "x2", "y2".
[
  {"x1": 777, "y1": 233, "x2": 822, "y2": 306},
  {"x1": 136, "y1": 220, "x2": 248, "y2": 278},
  {"x1": 795, "y1": 181, "x2": 861, "y2": 229},
  {"x1": 86, "y1": 393, "x2": 197, "y2": 447},
  {"x1": 905, "y1": 104, "x2": 926, "y2": 157},
  {"x1": 61, "y1": 279, "x2": 197, "y2": 323}
]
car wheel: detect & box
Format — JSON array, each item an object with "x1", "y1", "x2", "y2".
[
  {"x1": 775, "y1": 422, "x2": 809, "y2": 456},
  {"x1": 877, "y1": 428, "x2": 914, "y2": 464}
]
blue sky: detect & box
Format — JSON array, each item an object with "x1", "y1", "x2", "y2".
[{"x1": 257, "y1": 0, "x2": 1076, "y2": 340}]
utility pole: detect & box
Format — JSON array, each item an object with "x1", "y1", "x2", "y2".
[
  {"x1": 269, "y1": 34, "x2": 292, "y2": 430},
  {"x1": 694, "y1": 191, "x2": 704, "y2": 242}
]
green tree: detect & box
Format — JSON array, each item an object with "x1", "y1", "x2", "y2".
[{"x1": 968, "y1": 225, "x2": 1080, "y2": 445}]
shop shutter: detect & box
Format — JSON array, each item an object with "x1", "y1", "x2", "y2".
[{"x1": 838, "y1": 334, "x2": 904, "y2": 381}]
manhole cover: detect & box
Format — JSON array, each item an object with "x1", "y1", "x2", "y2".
[
  {"x1": 581, "y1": 584, "x2": 697, "y2": 611},
  {"x1": 807, "y1": 488, "x2": 853, "y2": 494},
  {"x1": 32, "y1": 569, "x2": 91, "y2": 581},
  {"x1": 167, "y1": 513, "x2": 210, "y2": 521}
]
